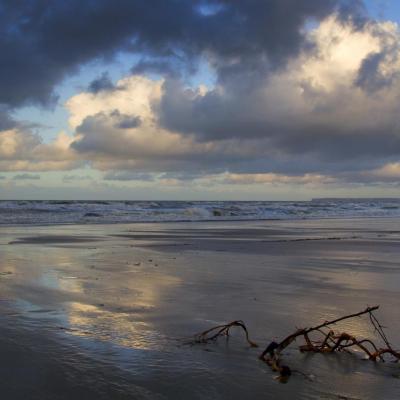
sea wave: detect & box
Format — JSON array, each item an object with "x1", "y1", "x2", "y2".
[{"x1": 0, "y1": 199, "x2": 400, "y2": 225}]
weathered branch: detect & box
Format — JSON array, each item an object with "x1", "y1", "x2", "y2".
[
  {"x1": 260, "y1": 305, "x2": 380, "y2": 359},
  {"x1": 191, "y1": 305, "x2": 399, "y2": 382},
  {"x1": 192, "y1": 320, "x2": 258, "y2": 348}
]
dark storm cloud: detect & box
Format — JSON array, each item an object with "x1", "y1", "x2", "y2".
[
  {"x1": 0, "y1": 106, "x2": 17, "y2": 131},
  {"x1": 159, "y1": 87, "x2": 400, "y2": 166},
  {"x1": 0, "y1": 0, "x2": 361, "y2": 108},
  {"x1": 158, "y1": 78, "x2": 272, "y2": 140},
  {"x1": 273, "y1": 127, "x2": 400, "y2": 161},
  {"x1": 354, "y1": 24, "x2": 400, "y2": 93},
  {"x1": 87, "y1": 73, "x2": 116, "y2": 93},
  {"x1": 337, "y1": 0, "x2": 367, "y2": 28},
  {"x1": 71, "y1": 110, "x2": 141, "y2": 155},
  {"x1": 71, "y1": 114, "x2": 116, "y2": 154},
  {"x1": 356, "y1": 52, "x2": 387, "y2": 91},
  {"x1": 110, "y1": 111, "x2": 141, "y2": 130},
  {"x1": 131, "y1": 60, "x2": 178, "y2": 77},
  {"x1": 77, "y1": 110, "x2": 141, "y2": 134}
]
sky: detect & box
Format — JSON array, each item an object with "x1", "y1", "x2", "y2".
[{"x1": 2, "y1": 0, "x2": 400, "y2": 200}]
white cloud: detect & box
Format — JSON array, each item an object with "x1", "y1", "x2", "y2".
[
  {"x1": 217, "y1": 172, "x2": 336, "y2": 185},
  {"x1": 66, "y1": 75, "x2": 163, "y2": 129},
  {"x1": 0, "y1": 128, "x2": 81, "y2": 172}
]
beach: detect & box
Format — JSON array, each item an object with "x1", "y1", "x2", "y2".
[
  {"x1": 4, "y1": 0, "x2": 400, "y2": 398},
  {"x1": 1, "y1": 218, "x2": 400, "y2": 399}
]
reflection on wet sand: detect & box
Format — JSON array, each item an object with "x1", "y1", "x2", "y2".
[
  {"x1": 64, "y1": 302, "x2": 158, "y2": 349},
  {"x1": 0, "y1": 234, "x2": 181, "y2": 351}
]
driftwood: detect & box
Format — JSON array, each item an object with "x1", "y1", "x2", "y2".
[
  {"x1": 193, "y1": 320, "x2": 258, "y2": 348},
  {"x1": 191, "y1": 306, "x2": 400, "y2": 381}
]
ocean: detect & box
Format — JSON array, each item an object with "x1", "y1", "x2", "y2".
[{"x1": 1, "y1": 198, "x2": 400, "y2": 225}]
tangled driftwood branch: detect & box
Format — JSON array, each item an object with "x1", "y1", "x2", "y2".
[
  {"x1": 193, "y1": 320, "x2": 258, "y2": 348},
  {"x1": 191, "y1": 306, "x2": 400, "y2": 381}
]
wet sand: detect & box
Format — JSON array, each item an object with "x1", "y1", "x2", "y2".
[{"x1": 1, "y1": 218, "x2": 400, "y2": 399}]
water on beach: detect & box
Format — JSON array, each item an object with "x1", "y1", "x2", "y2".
[{"x1": 1, "y1": 218, "x2": 400, "y2": 399}]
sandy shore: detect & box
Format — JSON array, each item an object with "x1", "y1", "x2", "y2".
[{"x1": 1, "y1": 218, "x2": 400, "y2": 399}]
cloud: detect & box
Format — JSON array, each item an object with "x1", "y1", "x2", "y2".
[
  {"x1": 0, "y1": 106, "x2": 17, "y2": 131},
  {"x1": 68, "y1": 76, "x2": 205, "y2": 166},
  {"x1": 354, "y1": 20, "x2": 400, "y2": 92},
  {"x1": 0, "y1": 0, "x2": 361, "y2": 108},
  {"x1": 131, "y1": 60, "x2": 178, "y2": 77},
  {"x1": 71, "y1": 110, "x2": 142, "y2": 153},
  {"x1": 374, "y1": 162, "x2": 400, "y2": 178},
  {"x1": 157, "y1": 16, "x2": 400, "y2": 170},
  {"x1": 219, "y1": 172, "x2": 336, "y2": 186},
  {"x1": 67, "y1": 76, "x2": 290, "y2": 177},
  {"x1": 0, "y1": 15, "x2": 390, "y2": 187},
  {"x1": 110, "y1": 110, "x2": 141, "y2": 129},
  {"x1": 0, "y1": 127, "x2": 81, "y2": 172},
  {"x1": 3, "y1": 5, "x2": 400, "y2": 193},
  {"x1": 62, "y1": 174, "x2": 93, "y2": 183},
  {"x1": 87, "y1": 73, "x2": 117, "y2": 94},
  {"x1": 343, "y1": 162, "x2": 400, "y2": 184},
  {"x1": 13, "y1": 173, "x2": 41, "y2": 180},
  {"x1": 103, "y1": 171, "x2": 156, "y2": 181}
]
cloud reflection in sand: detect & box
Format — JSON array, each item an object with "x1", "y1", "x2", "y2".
[{"x1": 0, "y1": 232, "x2": 181, "y2": 350}]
